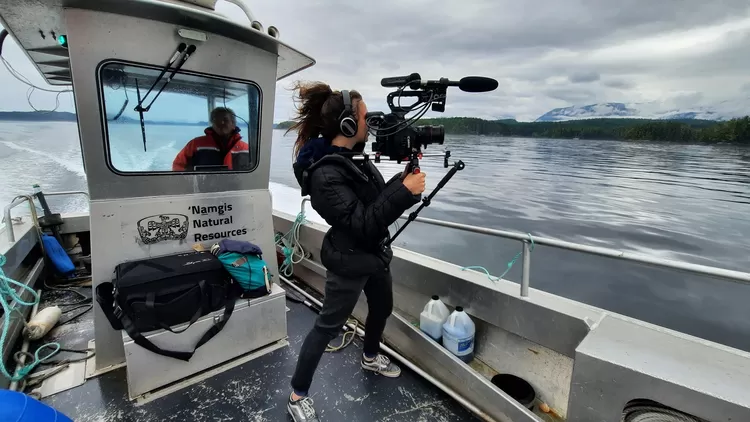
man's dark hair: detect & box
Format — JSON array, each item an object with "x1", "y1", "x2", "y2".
[{"x1": 210, "y1": 107, "x2": 236, "y2": 124}]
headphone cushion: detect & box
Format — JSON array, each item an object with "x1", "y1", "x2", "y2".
[
  {"x1": 339, "y1": 89, "x2": 358, "y2": 137},
  {"x1": 340, "y1": 117, "x2": 357, "y2": 137}
]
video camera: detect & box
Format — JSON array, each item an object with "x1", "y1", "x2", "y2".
[
  {"x1": 366, "y1": 73, "x2": 498, "y2": 247},
  {"x1": 365, "y1": 72, "x2": 498, "y2": 172}
]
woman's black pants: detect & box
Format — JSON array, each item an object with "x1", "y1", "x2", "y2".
[{"x1": 290, "y1": 268, "x2": 393, "y2": 393}]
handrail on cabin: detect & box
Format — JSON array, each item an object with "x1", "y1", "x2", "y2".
[
  {"x1": 3, "y1": 196, "x2": 37, "y2": 243},
  {"x1": 3, "y1": 191, "x2": 89, "y2": 243},
  {"x1": 396, "y1": 215, "x2": 750, "y2": 296},
  {"x1": 43, "y1": 191, "x2": 90, "y2": 200}
]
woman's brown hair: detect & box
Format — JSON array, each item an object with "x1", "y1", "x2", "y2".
[{"x1": 286, "y1": 81, "x2": 362, "y2": 157}]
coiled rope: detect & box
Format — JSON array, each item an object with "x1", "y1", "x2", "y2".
[
  {"x1": 0, "y1": 254, "x2": 60, "y2": 381},
  {"x1": 275, "y1": 200, "x2": 362, "y2": 353},
  {"x1": 275, "y1": 209, "x2": 307, "y2": 277},
  {"x1": 325, "y1": 318, "x2": 361, "y2": 352},
  {"x1": 461, "y1": 233, "x2": 535, "y2": 282}
]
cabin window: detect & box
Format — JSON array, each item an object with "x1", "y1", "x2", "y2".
[{"x1": 98, "y1": 61, "x2": 261, "y2": 174}]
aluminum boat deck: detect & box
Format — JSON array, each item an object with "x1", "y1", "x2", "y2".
[{"x1": 38, "y1": 285, "x2": 480, "y2": 422}]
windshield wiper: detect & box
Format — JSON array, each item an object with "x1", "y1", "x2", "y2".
[
  {"x1": 134, "y1": 43, "x2": 197, "y2": 113},
  {"x1": 135, "y1": 43, "x2": 186, "y2": 112},
  {"x1": 135, "y1": 78, "x2": 147, "y2": 152},
  {"x1": 132, "y1": 43, "x2": 197, "y2": 151}
]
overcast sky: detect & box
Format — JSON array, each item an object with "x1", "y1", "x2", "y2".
[{"x1": 2, "y1": 0, "x2": 749, "y2": 121}]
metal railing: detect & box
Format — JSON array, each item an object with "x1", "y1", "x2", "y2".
[
  {"x1": 3, "y1": 195, "x2": 38, "y2": 243},
  {"x1": 3, "y1": 191, "x2": 90, "y2": 243},
  {"x1": 399, "y1": 215, "x2": 750, "y2": 297},
  {"x1": 43, "y1": 191, "x2": 90, "y2": 200}
]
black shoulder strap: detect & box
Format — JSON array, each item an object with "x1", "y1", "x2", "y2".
[
  {"x1": 118, "y1": 285, "x2": 238, "y2": 361},
  {"x1": 95, "y1": 282, "x2": 123, "y2": 330}
]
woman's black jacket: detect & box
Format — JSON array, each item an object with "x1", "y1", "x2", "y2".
[{"x1": 293, "y1": 139, "x2": 420, "y2": 277}]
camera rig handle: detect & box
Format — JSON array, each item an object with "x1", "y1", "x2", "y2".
[
  {"x1": 386, "y1": 89, "x2": 446, "y2": 115},
  {"x1": 403, "y1": 151, "x2": 422, "y2": 176},
  {"x1": 383, "y1": 159, "x2": 465, "y2": 248}
]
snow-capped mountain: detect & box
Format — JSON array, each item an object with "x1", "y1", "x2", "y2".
[{"x1": 535, "y1": 100, "x2": 748, "y2": 122}]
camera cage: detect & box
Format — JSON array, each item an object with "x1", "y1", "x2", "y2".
[
  {"x1": 363, "y1": 73, "x2": 497, "y2": 247},
  {"x1": 365, "y1": 83, "x2": 450, "y2": 168},
  {"x1": 365, "y1": 75, "x2": 467, "y2": 247}
]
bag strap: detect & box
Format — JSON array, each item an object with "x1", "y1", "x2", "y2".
[
  {"x1": 118, "y1": 281, "x2": 238, "y2": 362},
  {"x1": 95, "y1": 282, "x2": 123, "y2": 331},
  {"x1": 146, "y1": 281, "x2": 207, "y2": 334},
  {"x1": 263, "y1": 266, "x2": 271, "y2": 293}
]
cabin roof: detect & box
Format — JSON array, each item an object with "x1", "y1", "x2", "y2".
[{"x1": 0, "y1": 0, "x2": 315, "y2": 86}]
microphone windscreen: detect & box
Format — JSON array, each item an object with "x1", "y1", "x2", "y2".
[{"x1": 459, "y1": 76, "x2": 499, "y2": 93}]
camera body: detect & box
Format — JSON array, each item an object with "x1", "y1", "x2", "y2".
[
  {"x1": 365, "y1": 73, "x2": 497, "y2": 173},
  {"x1": 365, "y1": 75, "x2": 451, "y2": 169},
  {"x1": 366, "y1": 73, "x2": 496, "y2": 246},
  {"x1": 370, "y1": 113, "x2": 445, "y2": 164}
]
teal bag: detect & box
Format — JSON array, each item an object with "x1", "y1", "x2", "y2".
[{"x1": 216, "y1": 251, "x2": 270, "y2": 293}]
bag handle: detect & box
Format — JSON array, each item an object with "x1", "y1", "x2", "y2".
[
  {"x1": 146, "y1": 281, "x2": 207, "y2": 334},
  {"x1": 119, "y1": 283, "x2": 238, "y2": 362}
]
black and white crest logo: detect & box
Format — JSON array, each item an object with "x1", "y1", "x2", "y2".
[{"x1": 137, "y1": 214, "x2": 189, "y2": 244}]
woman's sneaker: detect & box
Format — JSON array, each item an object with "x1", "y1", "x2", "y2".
[
  {"x1": 361, "y1": 353, "x2": 401, "y2": 377},
  {"x1": 288, "y1": 394, "x2": 320, "y2": 422}
]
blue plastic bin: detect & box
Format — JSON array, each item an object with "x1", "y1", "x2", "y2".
[{"x1": 0, "y1": 389, "x2": 73, "y2": 421}]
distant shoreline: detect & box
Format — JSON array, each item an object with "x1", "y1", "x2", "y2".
[
  {"x1": 277, "y1": 116, "x2": 750, "y2": 144},
  {"x1": 3, "y1": 111, "x2": 748, "y2": 144}
]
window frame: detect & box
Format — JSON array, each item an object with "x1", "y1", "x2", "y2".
[{"x1": 96, "y1": 58, "x2": 263, "y2": 176}]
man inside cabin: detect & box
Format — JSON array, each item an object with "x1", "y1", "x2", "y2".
[{"x1": 172, "y1": 107, "x2": 250, "y2": 171}]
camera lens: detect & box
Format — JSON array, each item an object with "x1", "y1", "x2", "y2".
[{"x1": 414, "y1": 125, "x2": 445, "y2": 146}]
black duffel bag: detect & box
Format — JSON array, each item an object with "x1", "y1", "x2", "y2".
[{"x1": 95, "y1": 250, "x2": 239, "y2": 361}]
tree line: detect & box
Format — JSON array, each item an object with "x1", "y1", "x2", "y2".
[{"x1": 275, "y1": 116, "x2": 750, "y2": 144}]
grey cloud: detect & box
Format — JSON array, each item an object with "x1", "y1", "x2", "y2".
[
  {"x1": 604, "y1": 79, "x2": 635, "y2": 89},
  {"x1": 229, "y1": 1, "x2": 750, "y2": 120},
  {"x1": 544, "y1": 87, "x2": 598, "y2": 103},
  {"x1": 380, "y1": 62, "x2": 401, "y2": 72},
  {"x1": 3, "y1": 1, "x2": 750, "y2": 122},
  {"x1": 351, "y1": 1, "x2": 750, "y2": 62},
  {"x1": 669, "y1": 92, "x2": 705, "y2": 107},
  {"x1": 569, "y1": 71, "x2": 601, "y2": 83}
]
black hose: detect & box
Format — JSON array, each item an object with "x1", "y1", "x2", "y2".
[{"x1": 0, "y1": 29, "x2": 8, "y2": 57}]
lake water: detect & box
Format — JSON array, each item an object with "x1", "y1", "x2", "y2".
[{"x1": 2, "y1": 121, "x2": 750, "y2": 351}]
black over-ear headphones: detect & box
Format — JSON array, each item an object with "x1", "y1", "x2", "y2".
[{"x1": 338, "y1": 90, "x2": 358, "y2": 138}]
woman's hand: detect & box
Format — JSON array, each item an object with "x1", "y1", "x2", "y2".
[{"x1": 403, "y1": 171, "x2": 426, "y2": 195}]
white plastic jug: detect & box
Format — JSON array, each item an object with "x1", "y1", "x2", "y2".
[
  {"x1": 442, "y1": 306, "x2": 475, "y2": 362},
  {"x1": 419, "y1": 295, "x2": 450, "y2": 341}
]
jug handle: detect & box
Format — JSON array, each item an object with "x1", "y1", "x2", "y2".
[
  {"x1": 426, "y1": 301, "x2": 433, "y2": 313},
  {"x1": 449, "y1": 313, "x2": 457, "y2": 326}
]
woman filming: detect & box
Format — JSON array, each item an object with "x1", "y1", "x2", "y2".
[{"x1": 286, "y1": 82, "x2": 426, "y2": 422}]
